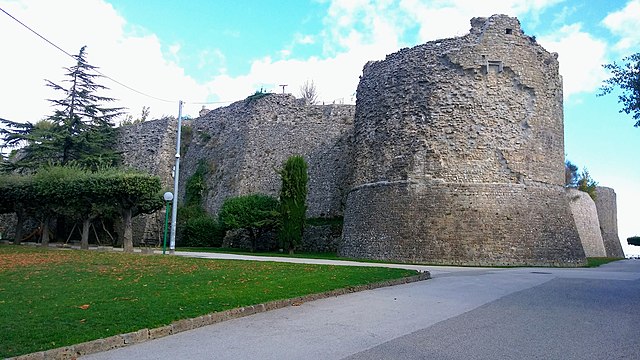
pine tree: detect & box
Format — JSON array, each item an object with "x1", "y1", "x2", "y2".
[{"x1": 0, "y1": 46, "x2": 124, "y2": 171}]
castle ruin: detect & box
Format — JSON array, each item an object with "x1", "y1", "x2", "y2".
[
  {"x1": 113, "y1": 15, "x2": 622, "y2": 265},
  {"x1": 340, "y1": 15, "x2": 585, "y2": 266}
]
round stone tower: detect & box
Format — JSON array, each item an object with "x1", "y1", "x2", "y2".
[{"x1": 340, "y1": 15, "x2": 586, "y2": 266}]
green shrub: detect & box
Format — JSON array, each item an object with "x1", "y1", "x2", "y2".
[
  {"x1": 185, "y1": 160, "x2": 209, "y2": 207},
  {"x1": 245, "y1": 89, "x2": 272, "y2": 102},
  {"x1": 219, "y1": 194, "x2": 279, "y2": 252},
  {"x1": 177, "y1": 160, "x2": 222, "y2": 248},
  {"x1": 180, "y1": 215, "x2": 224, "y2": 247},
  {"x1": 628, "y1": 236, "x2": 640, "y2": 246},
  {"x1": 180, "y1": 125, "x2": 193, "y2": 156}
]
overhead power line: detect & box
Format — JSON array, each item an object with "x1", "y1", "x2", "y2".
[{"x1": 0, "y1": 6, "x2": 237, "y2": 106}]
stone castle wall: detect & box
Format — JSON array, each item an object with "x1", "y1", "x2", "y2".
[
  {"x1": 110, "y1": 15, "x2": 622, "y2": 263},
  {"x1": 117, "y1": 118, "x2": 177, "y2": 188},
  {"x1": 180, "y1": 94, "x2": 354, "y2": 218},
  {"x1": 341, "y1": 14, "x2": 586, "y2": 266},
  {"x1": 566, "y1": 189, "x2": 606, "y2": 257},
  {"x1": 594, "y1": 186, "x2": 625, "y2": 257},
  {"x1": 116, "y1": 118, "x2": 177, "y2": 242}
]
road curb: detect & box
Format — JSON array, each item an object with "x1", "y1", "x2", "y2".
[{"x1": 9, "y1": 272, "x2": 430, "y2": 360}]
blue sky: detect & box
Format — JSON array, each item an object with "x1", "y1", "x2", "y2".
[{"x1": 0, "y1": 0, "x2": 638, "y2": 255}]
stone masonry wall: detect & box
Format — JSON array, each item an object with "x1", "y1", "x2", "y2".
[
  {"x1": 342, "y1": 182, "x2": 584, "y2": 266},
  {"x1": 112, "y1": 15, "x2": 618, "y2": 264},
  {"x1": 566, "y1": 188, "x2": 606, "y2": 257},
  {"x1": 117, "y1": 118, "x2": 176, "y2": 188},
  {"x1": 116, "y1": 119, "x2": 177, "y2": 242},
  {"x1": 180, "y1": 94, "x2": 354, "y2": 218},
  {"x1": 341, "y1": 14, "x2": 585, "y2": 266},
  {"x1": 594, "y1": 186, "x2": 625, "y2": 257}
]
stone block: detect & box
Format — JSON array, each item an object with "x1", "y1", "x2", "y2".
[
  {"x1": 13, "y1": 351, "x2": 45, "y2": 360},
  {"x1": 121, "y1": 328, "x2": 149, "y2": 344},
  {"x1": 149, "y1": 325, "x2": 172, "y2": 339},
  {"x1": 171, "y1": 319, "x2": 194, "y2": 334},
  {"x1": 101, "y1": 335, "x2": 124, "y2": 350},
  {"x1": 71, "y1": 339, "x2": 106, "y2": 357}
]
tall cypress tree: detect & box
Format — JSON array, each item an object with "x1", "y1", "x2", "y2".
[
  {"x1": 278, "y1": 155, "x2": 308, "y2": 254},
  {"x1": 0, "y1": 46, "x2": 124, "y2": 171}
]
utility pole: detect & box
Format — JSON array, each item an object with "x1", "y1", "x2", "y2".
[
  {"x1": 279, "y1": 84, "x2": 288, "y2": 93},
  {"x1": 169, "y1": 100, "x2": 183, "y2": 254}
]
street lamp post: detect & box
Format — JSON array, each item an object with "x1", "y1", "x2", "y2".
[
  {"x1": 162, "y1": 191, "x2": 173, "y2": 255},
  {"x1": 169, "y1": 100, "x2": 183, "y2": 255}
]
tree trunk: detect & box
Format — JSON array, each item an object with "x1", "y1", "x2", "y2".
[
  {"x1": 81, "y1": 218, "x2": 90, "y2": 250},
  {"x1": 41, "y1": 217, "x2": 50, "y2": 247},
  {"x1": 14, "y1": 208, "x2": 24, "y2": 245},
  {"x1": 249, "y1": 228, "x2": 256, "y2": 252},
  {"x1": 122, "y1": 208, "x2": 133, "y2": 253}
]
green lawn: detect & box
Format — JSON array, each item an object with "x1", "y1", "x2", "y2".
[
  {"x1": 0, "y1": 245, "x2": 417, "y2": 358},
  {"x1": 586, "y1": 257, "x2": 624, "y2": 267},
  {"x1": 178, "y1": 247, "x2": 342, "y2": 260}
]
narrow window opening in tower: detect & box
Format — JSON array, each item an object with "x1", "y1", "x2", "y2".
[
  {"x1": 487, "y1": 60, "x2": 503, "y2": 73},
  {"x1": 506, "y1": 28, "x2": 513, "y2": 34}
]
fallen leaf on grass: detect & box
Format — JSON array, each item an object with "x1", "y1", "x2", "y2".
[{"x1": 79, "y1": 304, "x2": 90, "y2": 310}]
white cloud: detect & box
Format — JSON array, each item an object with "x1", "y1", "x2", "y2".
[
  {"x1": 203, "y1": 0, "x2": 569, "y2": 106},
  {"x1": 399, "y1": 0, "x2": 565, "y2": 41},
  {"x1": 206, "y1": 51, "x2": 364, "y2": 105},
  {"x1": 204, "y1": 1, "x2": 409, "y2": 106},
  {"x1": 0, "y1": 0, "x2": 208, "y2": 122},
  {"x1": 537, "y1": 24, "x2": 609, "y2": 98},
  {"x1": 296, "y1": 34, "x2": 315, "y2": 45},
  {"x1": 602, "y1": 0, "x2": 640, "y2": 53},
  {"x1": 198, "y1": 48, "x2": 226, "y2": 72}
]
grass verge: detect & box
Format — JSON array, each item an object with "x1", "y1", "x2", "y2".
[
  {"x1": 586, "y1": 257, "x2": 624, "y2": 267},
  {"x1": 0, "y1": 245, "x2": 417, "y2": 358},
  {"x1": 178, "y1": 247, "x2": 342, "y2": 260}
]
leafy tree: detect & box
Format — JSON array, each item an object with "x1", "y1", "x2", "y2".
[
  {"x1": 218, "y1": 194, "x2": 279, "y2": 252},
  {"x1": 599, "y1": 52, "x2": 640, "y2": 127},
  {"x1": 0, "y1": 167, "x2": 162, "y2": 251},
  {"x1": 0, "y1": 46, "x2": 124, "y2": 171},
  {"x1": 0, "y1": 174, "x2": 36, "y2": 244},
  {"x1": 94, "y1": 170, "x2": 163, "y2": 252},
  {"x1": 299, "y1": 80, "x2": 319, "y2": 105},
  {"x1": 576, "y1": 168, "x2": 598, "y2": 200},
  {"x1": 31, "y1": 166, "x2": 87, "y2": 246},
  {"x1": 278, "y1": 155, "x2": 308, "y2": 254},
  {"x1": 565, "y1": 160, "x2": 579, "y2": 187}
]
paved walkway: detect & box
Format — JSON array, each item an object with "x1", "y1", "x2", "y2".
[
  {"x1": 169, "y1": 250, "x2": 490, "y2": 277},
  {"x1": 81, "y1": 253, "x2": 640, "y2": 360}
]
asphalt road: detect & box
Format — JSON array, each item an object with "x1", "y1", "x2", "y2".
[{"x1": 82, "y1": 258, "x2": 640, "y2": 360}]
